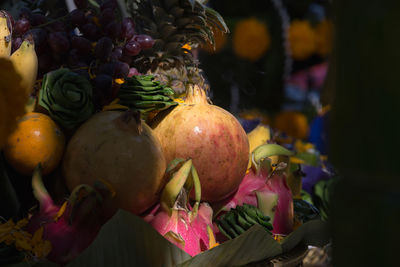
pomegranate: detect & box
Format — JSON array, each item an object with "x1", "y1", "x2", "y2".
[
  {"x1": 151, "y1": 85, "x2": 249, "y2": 202},
  {"x1": 63, "y1": 110, "x2": 167, "y2": 215}
]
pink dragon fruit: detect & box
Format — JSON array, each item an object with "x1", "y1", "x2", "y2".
[
  {"x1": 214, "y1": 144, "x2": 294, "y2": 235},
  {"x1": 144, "y1": 158, "x2": 217, "y2": 256},
  {"x1": 27, "y1": 164, "x2": 113, "y2": 265}
]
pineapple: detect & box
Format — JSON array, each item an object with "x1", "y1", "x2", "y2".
[{"x1": 125, "y1": 0, "x2": 228, "y2": 95}]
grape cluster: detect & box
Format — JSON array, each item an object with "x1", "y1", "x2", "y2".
[{"x1": 11, "y1": 0, "x2": 154, "y2": 109}]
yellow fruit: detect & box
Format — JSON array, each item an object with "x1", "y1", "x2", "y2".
[
  {"x1": 247, "y1": 125, "x2": 271, "y2": 153},
  {"x1": 0, "y1": 15, "x2": 12, "y2": 57},
  {"x1": 10, "y1": 39, "x2": 38, "y2": 95},
  {"x1": 4, "y1": 112, "x2": 65, "y2": 175},
  {"x1": 247, "y1": 125, "x2": 271, "y2": 169}
]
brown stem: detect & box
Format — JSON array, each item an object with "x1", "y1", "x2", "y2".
[
  {"x1": 185, "y1": 85, "x2": 208, "y2": 105},
  {"x1": 120, "y1": 110, "x2": 142, "y2": 134}
]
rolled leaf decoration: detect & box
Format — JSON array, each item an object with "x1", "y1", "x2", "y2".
[{"x1": 38, "y1": 68, "x2": 94, "y2": 129}]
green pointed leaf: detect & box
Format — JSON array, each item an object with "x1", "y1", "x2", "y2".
[
  {"x1": 160, "y1": 159, "x2": 193, "y2": 211},
  {"x1": 188, "y1": 0, "x2": 196, "y2": 11}
]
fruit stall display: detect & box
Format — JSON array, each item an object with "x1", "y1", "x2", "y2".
[{"x1": 0, "y1": 0, "x2": 333, "y2": 266}]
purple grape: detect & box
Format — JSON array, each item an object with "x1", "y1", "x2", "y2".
[
  {"x1": 110, "y1": 46, "x2": 123, "y2": 61},
  {"x1": 114, "y1": 61, "x2": 129, "y2": 78},
  {"x1": 94, "y1": 74, "x2": 113, "y2": 97},
  {"x1": 121, "y1": 17, "x2": 135, "y2": 40},
  {"x1": 14, "y1": 18, "x2": 30, "y2": 35},
  {"x1": 30, "y1": 13, "x2": 47, "y2": 26},
  {"x1": 104, "y1": 21, "x2": 122, "y2": 40},
  {"x1": 100, "y1": 0, "x2": 118, "y2": 11},
  {"x1": 72, "y1": 62, "x2": 90, "y2": 79},
  {"x1": 38, "y1": 53, "x2": 54, "y2": 72},
  {"x1": 128, "y1": 67, "x2": 140, "y2": 77},
  {"x1": 100, "y1": 8, "x2": 114, "y2": 28},
  {"x1": 51, "y1": 21, "x2": 66, "y2": 32},
  {"x1": 12, "y1": 37, "x2": 22, "y2": 53},
  {"x1": 80, "y1": 23, "x2": 101, "y2": 41},
  {"x1": 124, "y1": 40, "x2": 141, "y2": 56},
  {"x1": 119, "y1": 54, "x2": 132, "y2": 65},
  {"x1": 18, "y1": 7, "x2": 32, "y2": 20},
  {"x1": 98, "y1": 62, "x2": 116, "y2": 76},
  {"x1": 24, "y1": 28, "x2": 48, "y2": 55},
  {"x1": 48, "y1": 32, "x2": 70, "y2": 54},
  {"x1": 71, "y1": 36, "x2": 92, "y2": 54},
  {"x1": 69, "y1": 9, "x2": 86, "y2": 26},
  {"x1": 133, "y1": 34, "x2": 155, "y2": 49},
  {"x1": 68, "y1": 49, "x2": 81, "y2": 66},
  {"x1": 95, "y1": 37, "x2": 113, "y2": 62},
  {"x1": 25, "y1": 28, "x2": 47, "y2": 46},
  {"x1": 74, "y1": 0, "x2": 88, "y2": 9}
]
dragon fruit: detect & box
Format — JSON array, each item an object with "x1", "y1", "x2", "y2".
[
  {"x1": 145, "y1": 158, "x2": 217, "y2": 256},
  {"x1": 27, "y1": 165, "x2": 112, "y2": 265},
  {"x1": 214, "y1": 144, "x2": 294, "y2": 235}
]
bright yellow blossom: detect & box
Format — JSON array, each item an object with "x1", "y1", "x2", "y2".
[
  {"x1": 288, "y1": 20, "x2": 317, "y2": 60},
  {"x1": 233, "y1": 17, "x2": 271, "y2": 61}
]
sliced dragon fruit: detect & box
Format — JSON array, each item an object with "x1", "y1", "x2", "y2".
[{"x1": 144, "y1": 159, "x2": 217, "y2": 256}]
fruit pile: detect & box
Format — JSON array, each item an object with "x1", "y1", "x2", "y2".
[
  {"x1": 0, "y1": 0, "x2": 330, "y2": 265},
  {"x1": 11, "y1": 0, "x2": 155, "y2": 109}
]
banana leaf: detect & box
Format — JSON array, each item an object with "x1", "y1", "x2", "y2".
[
  {"x1": 65, "y1": 210, "x2": 328, "y2": 267},
  {"x1": 67, "y1": 210, "x2": 191, "y2": 267}
]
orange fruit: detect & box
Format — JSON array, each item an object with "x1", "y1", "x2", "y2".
[{"x1": 4, "y1": 112, "x2": 65, "y2": 175}]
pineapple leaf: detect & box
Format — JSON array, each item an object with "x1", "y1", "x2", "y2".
[
  {"x1": 188, "y1": 0, "x2": 196, "y2": 11},
  {"x1": 162, "y1": 0, "x2": 179, "y2": 10},
  {"x1": 205, "y1": 7, "x2": 229, "y2": 33}
]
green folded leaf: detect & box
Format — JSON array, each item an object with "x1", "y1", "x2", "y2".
[{"x1": 38, "y1": 68, "x2": 94, "y2": 129}]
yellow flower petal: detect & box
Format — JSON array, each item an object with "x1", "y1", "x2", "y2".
[
  {"x1": 31, "y1": 227, "x2": 44, "y2": 247},
  {"x1": 182, "y1": 43, "x2": 192, "y2": 50},
  {"x1": 53, "y1": 201, "x2": 68, "y2": 222},
  {"x1": 15, "y1": 218, "x2": 29, "y2": 229},
  {"x1": 15, "y1": 238, "x2": 32, "y2": 251},
  {"x1": 0, "y1": 222, "x2": 14, "y2": 234},
  {"x1": 34, "y1": 240, "x2": 52, "y2": 258},
  {"x1": 290, "y1": 157, "x2": 305, "y2": 164},
  {"x1": 0, "y1": 233, "x2": 15, "y2": 245},
  {"x1": 114, "y1": 78, "x2": 125, "y2": 84}
]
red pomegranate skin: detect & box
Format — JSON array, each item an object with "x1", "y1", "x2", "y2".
[{"x1": 151, "y1": 86, "x2": 249, "y2": 202}]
